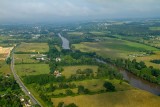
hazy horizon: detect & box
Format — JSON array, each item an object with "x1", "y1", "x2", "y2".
[{"x1": 0, "y1": 0, "x2": 160, "y2": 24}]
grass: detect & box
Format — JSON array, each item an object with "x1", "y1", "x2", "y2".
[
  {"x1": 73, "y1": 37, "x2": 159, "y2": 61},
  {"x1": 27, "y1": 84, "x2": 46, "y2": 107},
  {"x1": 47, "y1": 88, "x2": 78, "y2": 95},
  {"x1": 52, "y1": 89, "x2": 160, "y2": 107},
  {"x1": 62, "y1": 65, "x2": 98, "y2": 78},
  {"x1": 14, "y1": 54, "x2": 40, "y2": 64},
  {"x1": 55, "y1": 45, "x2": 61, "y2": 52},
  {"x1": 15, "y1": 64, "x2": 50, "y2": 77},
  {"x1": 15, "y1": 42, "x2": 49, "y2": 53},
  {"x1": 71, "y1": 79, "x2": 132, "y2": 92},
  {"x1": 90, "y1": 31, "x2": 107, "y2": 36},
  {"x1": 0, "y1": 61, "x2": 11, "y2": 75},
  {"x1": 149, "y1": 27, "x2": 160, "y2": 31},
  {"x1": 67, "y1": 32, "x2": 83, "y2": 36},
  {"x1": 136, "y1": 51, "x2": 160, "y2": 69}
]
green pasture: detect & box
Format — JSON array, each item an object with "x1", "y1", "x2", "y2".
[
  {"x1": 15, "y1": 42, "x2": 49, "y2": 53},
  {"x1": 15, "y1": 64, "x2": 50, "y2": 77}
]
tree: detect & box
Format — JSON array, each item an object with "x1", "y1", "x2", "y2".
[
  {"x1": 103, "y1": 81, "x2": 115, "y2": 92},
  {"x1": 49, "y1": 83, "x2": 56, "y2": 92},
  {"x1": 6, "y1": 57, "x2": 11, "y2": 64},
  {"x1": 58, "y1": 102, "x2": 64, "y2": 107},
  {"x1": 65, "y1": 89, "x2": 74, "y2": 95},
  {"x1": 65, "y1": 103, "x2": 78, "y2": 107},
  {"x1": 78, "y1": 85, "x2": 85, "y2": 94}
]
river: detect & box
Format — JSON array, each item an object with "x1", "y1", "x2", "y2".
[
  {"x1": 96, "y1": 59, "x2": 160, "y2": 95},
  {"x1": 60, "y1": 34, "x2": 160, "y2": 95},
  {"x1": 119, "y1": 70, "x2": 160, "y2": 95},
  {"x1": 58, "y1": 33, "x2": 70, "y2": 49}
]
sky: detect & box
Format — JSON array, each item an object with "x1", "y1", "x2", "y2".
[{"x1": 0, "y1": 0, "x2": 160, "y2": 24}]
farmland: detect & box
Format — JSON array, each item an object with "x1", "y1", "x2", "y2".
[
  {"x1": 15, "y1": 64, "x2": 50, "y2": 77},
  {"x1": 14, "y1": 54, "x2": 39, "y2": 64},
  {"x1": 62, "y1": 65, "x2": 98, "y2": 78},
  {"x1": 52, "y1": 89, "x2": 160, "y2": 107},
  {"x1": 67, "y1": 32, "x2": 83, "y2": 36},
  {"x1": 73, "y1": 37, "x2": 158, "y2": 58},
  {"x1": 0, "y1": 61, "x2": 11, "y2": 75},
  {"x1": 136, "y1": 51, "x2": 160, "y2": 69},
  {"x1": 15, "y1": 42, "x2": 49, "y2": 53},
  {"x1": 1, "y1": 19, "x2": 160, "y2": 107},
  {"x1": 149, "y1": 27, "x2": 160, "y2": 31}
]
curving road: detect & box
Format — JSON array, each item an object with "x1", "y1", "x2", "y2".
[{"x1": 10, "y1": 50, "x2": 42, "y2": 106}]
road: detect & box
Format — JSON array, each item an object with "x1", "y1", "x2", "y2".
[{"x1": 10, "y1": 50, "x2": 42, "y2": 106}]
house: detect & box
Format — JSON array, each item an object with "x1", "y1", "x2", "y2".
[
  {"x1": 54, "y1": 70, "x2": 62, "y2": 77},
  {"x1": 30, "y1": 55, "x2": 36, "y2": 57},
  {"x1": 42, "y1": 54, "x2": 47, "y2": 57},
  {"x1": 20, "y1": 98, "x2": 24, "y2": 102},
  {"x1": 36, "y1": 57, "x2": 45, "y2": 61},
  {"x1": 56, "y1": 57, "x2": 61, "y2": 62}
]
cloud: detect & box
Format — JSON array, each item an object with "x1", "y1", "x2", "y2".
[{"x1": 0, "y1": 0, "x2": 160, "y2": 23}]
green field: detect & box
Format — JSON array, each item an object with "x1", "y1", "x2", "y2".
[
  {"x1": 73, "y1": 37, "x2": 158, "y2": 59},
  {"x1": 90, "y1": 31, "x2": 108, "y2": 36},
  {"x1": 52, "y1": 89, "x2": 160, "y2": 107},
  {"x1": 0, "y1": 61, "x2": 11, "y2": 75},
  {"x1": 149, "y1": 27, "x2": 160, "y2": 31},
  {"x1": 27, "y1": 85, "x2": 47, "y2": 107},
  {"x1": 45, "y1": 78, "x2": 132, "y2": 96},
  {"x1": 71, "y1": 79, "x2": 132, "y2": 92},
  {"x1": 15, "y1": 64, "x2": 50, "y2": 77},
  {"x1": 67, "y1": 32, "x2": 83, "y2": 36},
  {"x1": 62, "y1": 65, "x2": 98, "y2": 78},
  {"x1": 136, "y1": 51, "x2": 160, "y2": 69},
  {"x1": 15, "y1": 42, "x2": 49, "y2": 53},
  {"x1": 14, "y1": 54, "x2": 40, "y2": 64}
]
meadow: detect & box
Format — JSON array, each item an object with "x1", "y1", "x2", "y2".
[
  {"x1": 15, "y1": 42, "x2": 49, "y2": 53},
  {"x1": 73, "y1": 37, "x2": 158, "y2": 58},
  {"x1": 14, "y1": 54, "x2": 40, "y2": 64},
  {"x1": 67, "y1": 32, "x2": 83, "y2": 36},
  {"x1": 90, "y1": 31, "x2": 109, "y2": 36},
  {"x1": 52, "y1": 89, "x2": 160, "y2": 107},
  {"x1": 136, "y1": 51, "x2": 160, "y2": 69},
  {"x1": 149, "y1": 27, "x2": 160, "y2": 31},
  {"x1": 62, "y1": 65, "x2": 98, "y2": 78},
  {"x1": 15, "y1": 64, "x2": 50, "y2": 77},
  {"x1": 0, "y1": 61, "x2": 11, "y2": 75}
]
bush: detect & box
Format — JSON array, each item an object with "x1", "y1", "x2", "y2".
[{"x1": 103, "y1": 81, "x2": 115, "y2": 92}]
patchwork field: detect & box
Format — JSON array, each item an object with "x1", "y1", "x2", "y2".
[
  {"x1": 73, "y1": 38, "x2": 157, "y2": 58},
  {"x1": 52, "y1": 89, "x2": 160, "y2": 107},
  {"x1": 62, "y1": 65, "x2": 98, "y2": 78},
  {"x1": 15, "y1": 64, "x2": 50, "y2": 77},
  {"x1": 15, "y1": 42, "x2": 49, "y2": 53},
  {"x1": 73, "y1": 37, "x2": 160, "y2": 68}
]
